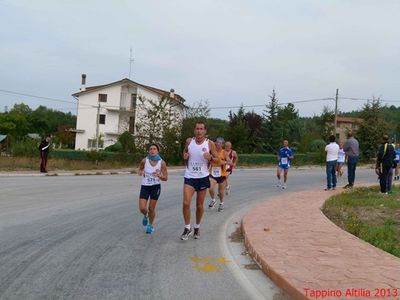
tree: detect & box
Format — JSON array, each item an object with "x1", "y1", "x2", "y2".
[
  {"x1": 135, "y1": 95, "x2": 182, "y2": 161},
  {"x1": 277, "y1": 103, "x2": 302, "y2": 143},
  {"x1": 261, "y1": 89, "x2": 281, "y2": 152},
  {"x1": 357, "y1": 99, "x2": 390, "y2": 160},
  {"x1": 118, "y1": 131, "x2": 136, "y2": 153},
  {"x1": 225, "y1": 105, "x2": 249, "y2": 152},
  {"x1": 315, "y1": 106, "x2": 335, "y2": 141}
]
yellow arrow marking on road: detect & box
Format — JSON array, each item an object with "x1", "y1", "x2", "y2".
[{"x1": 190, "y1": 257, "x2": 231, "y2": 273}]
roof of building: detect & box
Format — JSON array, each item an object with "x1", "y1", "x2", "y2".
[
  {"x1": 72, "y1": 78, "x2": 186, "y2": 106},
  {"x1": 336, "y1": 116, "x2": 363, "y2": 124},
  {"x1": 27, "y1": 133, "x2": 41, "y2": 140}
]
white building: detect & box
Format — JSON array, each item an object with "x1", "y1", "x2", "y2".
[{"x1": 72, "y1": 75, "x2": 186, "y2": 150}]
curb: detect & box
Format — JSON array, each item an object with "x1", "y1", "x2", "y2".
[{"x1": 242, "y1": 186, "x2": 400, "y2": 300}]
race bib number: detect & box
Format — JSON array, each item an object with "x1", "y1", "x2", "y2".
[
  {"x1": 281, "y1": 157, "x2": 288, "y2": 165},
  {"x1": 211, "y1": 167, "x2": 221, "y2": 177},
  {"x1": 396, "y1": 154, "x2": 399, "y2": 161},
  {"x1": 144, "y1": 172, "x2": 157, "y2": 185},
  {"x1": 190, "y1": 162, "x2": 203, "y2": 174}
]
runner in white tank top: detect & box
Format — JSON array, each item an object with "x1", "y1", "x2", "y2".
[
  {"x1": 138, "y1": 144, "x2": 168, "y2": 234},
  {"x1": 181, "y1": 122, "x2": 219, "y2": 241},
  {"x1": 184, "y1": 138, "x2": 210, "y2": 179},
  {"x1": 142, "y1": 158, "x2": 162, "y2": 186}
]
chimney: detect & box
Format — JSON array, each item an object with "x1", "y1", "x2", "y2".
[
  {"x1": 80, "y1": 74, "x2": 87, "y2": 91},
  {"x1": 169, "y1": 88, "x2": 175, "y2": 98}
]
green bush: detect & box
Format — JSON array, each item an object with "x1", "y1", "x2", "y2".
[
  {"x1": 104, "y1": 141, "x2": 123, "y2": 152},
  {"x1": 86, "y1": 150, "x2": 107, "y2": 162},
  {"x1": 50, "y1": 149, "x2": 142, "y2": 165},
  {"x1": 11, "y1": 139, "x2": 39, "y2": 157}
]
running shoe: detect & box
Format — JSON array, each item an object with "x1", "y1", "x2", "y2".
[
  {"x1": 194, "y1": 228, "x2": 200, "y2": 239},
  {"x1": 180, "y1": 227, "x2": 193, "y2": 240},
  {"x1": 276, "y1": 182, "x2": 282, "y2": 188},
  {"x1": 146, "y1": 224, "x2": 154, "y2": 234},
  {"x1": 208, "y1": 198, "x2": 217, "y2": 208},
  {"x1": 218, "y1": 203, "x2": 224, "y2": 212},
  {"x1": 226, "y1": 185, "x2": 231, "y2": 195},
  {"x1": 281, "y1": 185, "x2": 287, "y2": 190},
  {"x1": 142, "y1": 214, "x2": 148, "y2": 226}
]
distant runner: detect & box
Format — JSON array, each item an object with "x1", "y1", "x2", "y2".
[
  {"x1": 224, "y1": 141, "x2": 238, "y2": 195},
  {"x1": 276, "y1": 140, "x2": 294, "y2": 189},
  {"x1": 208, "y1": 137, "x2": 229, "y2": 212},
  {"x1": 138, "y1": 144, "x2": 168, "y2": 234},
  {"x1": 181, "y1": 122, "x2": 219, "y2": 240}
]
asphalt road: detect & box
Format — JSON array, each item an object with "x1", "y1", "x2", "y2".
[{"x1": 0, "y1": 168, "x2": 377, "y2": 300}]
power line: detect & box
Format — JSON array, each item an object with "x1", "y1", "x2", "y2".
[
  {"x1": 340, "y1": 96, "x2": 400, "y2": 103},
  {"x1": 207, "y1": 97, "x2": 334, "y2": 110},
  {"x1": 0, "y1": 89, "x2": 95, "y2": 107}
]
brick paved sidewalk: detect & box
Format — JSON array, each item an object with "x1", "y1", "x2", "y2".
[{"x1": 242, "y1": 188, "x2": 400, "y2": 300}]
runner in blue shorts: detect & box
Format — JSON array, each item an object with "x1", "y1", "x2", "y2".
[
  {"x1": 276, "y1": 140, "x2": 294, "y2": 189},
  {"x1": 138, "y1": 144, "x2": 168, "y2": 234}
]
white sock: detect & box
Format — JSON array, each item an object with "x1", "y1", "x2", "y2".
[
  {"x1": 185, "y1": 224, "x2": 191, "y2": 230},
  {"x1": 194, "y1": 224, "x2": 200, "y2": 229}
]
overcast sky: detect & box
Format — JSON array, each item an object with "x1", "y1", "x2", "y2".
[{"x1": 1, "y1": 0, "x2": 400, "y2": 119}]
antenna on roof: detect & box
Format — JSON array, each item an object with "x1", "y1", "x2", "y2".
[{"x1": 129, "y1": 47, "x2": 134, "y2": 79}]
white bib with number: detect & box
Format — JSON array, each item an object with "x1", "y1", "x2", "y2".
[
  {"x1": 281, "y1": 157, "x2": 288, "y2": 165},
  {"x1": 211, "y1": 166, "x2": 221, "y2": 177},
  {"x1": 141, "y1": 159, "x2": 161, "y2": 186},
  {"x1": 396, "y1": 154, "x2": 399, "y2": 161}
]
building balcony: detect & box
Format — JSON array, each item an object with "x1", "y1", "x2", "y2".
[{"x1": 105, "y1": 106, "x2": 136, "y2": 114}]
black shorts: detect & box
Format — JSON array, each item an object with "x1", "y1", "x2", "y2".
[
  {"x1": 210, "y1": 175, "x2": 226, "y2": 184},
  {"x1": 140, "y1": 184, "x2": 161, "y2": 200},
  {"x1": 184, "y1": 176, "x2": 210, "y2": 192}
]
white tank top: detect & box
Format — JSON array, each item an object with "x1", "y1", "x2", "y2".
[
  {"x1": 141, "y1": 158, "x2": 162, "y2": 186},
  {"x1": 184, "y1": 138, "x2": 210, "y2": 179},
  {"x1": 338, "y1": 149, "x2": 345, "y2": 163}
]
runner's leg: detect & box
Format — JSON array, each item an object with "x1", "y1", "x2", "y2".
[{"x1": 183, "y1": 184, "x2": 195, "y2": 226}]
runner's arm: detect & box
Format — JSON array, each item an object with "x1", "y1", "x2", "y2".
[
  {"x1": 207, "y1": 141, "x2": 220, "y2": 163},
  {"x1": 232, "y1": 151, "x2": 238, "y2": 167},
  {"x1": 138, "y1": 158, "x2": 145, "y2": 176},
  {"x1": 183, "y1": 138, "x2": 191, "y2": 161},
  {"x1": 159, "y1": 160, "x2": 168, "y2": 181}
]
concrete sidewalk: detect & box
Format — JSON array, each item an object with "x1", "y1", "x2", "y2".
[{"x1": 242, "y1": 188, "x2": 400, "y2": 300}]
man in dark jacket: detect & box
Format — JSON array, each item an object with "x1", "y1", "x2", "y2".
[
  {"x1": 38, "y1": 135, "x2": 51, "y2": 173},
  {"x1": 375, "y1": 135, "x2": 396, "y2": 194}
]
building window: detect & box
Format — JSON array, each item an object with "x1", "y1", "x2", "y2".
[
  {"x1": 99, "y1": 114, "x2": 106, "y2": 124},
  {"x1": 98, "y1": 94, "x2": 108, "y2": 102},
  {"x1": 129, "y1": 116, "x2": 135, "y2": 134},
  {"x1": 131, "y1": 93, "x2": 137, "y2": 109},
  {"x1": 88, "y1": 139, "x2": 96, "y2": 149},
  {"x1": 87, "y1": 139, "x2": 103, "y2": 149}
]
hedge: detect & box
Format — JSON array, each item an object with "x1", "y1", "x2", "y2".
[
  {"x1": 50, "y1": 149, "x2": 143, "y2": 164},
  {"x1": 238, "y1": 152, "x2": 325, "y2": 166}
]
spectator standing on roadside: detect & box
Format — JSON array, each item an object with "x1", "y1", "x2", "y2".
[
  {"x1": 343, "y1": 131, "x2": 359, "y2": 189},
  {"x1": 325, "y1": 135, "x2": 339, "y2": 191},
  {"x1": 38, "y1": 135, "x2": 51, "y2": 173},
  {"x1": 375, "y1": 135, "x2": 396, "y2": 194}
]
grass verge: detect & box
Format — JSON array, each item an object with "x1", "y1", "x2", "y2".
[
  {"x1": 0, "y1": 157, "x2": 133, "y2": 171},
  {"x1": 322, "y1": 185, "x2": 400, "y2": 257}
]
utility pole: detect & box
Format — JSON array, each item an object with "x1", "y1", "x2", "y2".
[
  {"x1": 96, "y1": 103, "x2": 100, "y2": 152},
  {"x1": 129, "y1": 47, "x2": 134, "y2": 79},
  {"x1": 334, "y1": 88, "x2": 339, "y2": 136}
]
